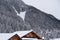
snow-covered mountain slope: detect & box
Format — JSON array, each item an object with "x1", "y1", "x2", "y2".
[
  {"x1": 22, "y1": 0, "x2": 60, "y2": 20},
  {"x1": 0, "y1": 0, "x2": 60, "y2": 40}
]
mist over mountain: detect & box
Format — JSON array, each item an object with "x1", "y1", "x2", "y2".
[{"x1": 0, "y1": 0, "x2": 60, "y2": 40}]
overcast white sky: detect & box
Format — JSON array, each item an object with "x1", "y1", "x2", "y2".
[{"x1": 22, "y1": 0, "x2": 60, "y2": 20}]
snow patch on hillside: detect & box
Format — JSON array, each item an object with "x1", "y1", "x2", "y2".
[
  {"x1": 12, "y1": 6, "x2": 26, "y2": 20},
  {"x1": 19, "y1": 11, "x2": 26, "y2": 21}
]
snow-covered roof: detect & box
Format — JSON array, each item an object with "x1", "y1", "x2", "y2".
[
  {"x1": 13, "y1": 29, "x2": 33, "y2": 37},
  {"x1": 0, "y1": 30, "x2": 33, "y2": 40},
  {"x1": 0, "y1": 33, "x2": 13, "y2": 40},
  {"x1": 50, "y1": 38, "x2": 60, "y2": 40}
]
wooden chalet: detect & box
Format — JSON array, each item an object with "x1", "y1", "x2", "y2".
[
  {"x1": 0, "y1": 30, "x2": 42, "y2": 40},
  {"x1": 21, "y1": 31, "x2": 42, "y2": 40},
  {"x1": 8, "y1": 34, "x2": 22, "y2": 40}
]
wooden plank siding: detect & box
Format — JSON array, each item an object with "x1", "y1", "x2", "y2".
[
  {"x1": 8, "y1": 34, "x2": 22, "y2": 40},
  {"x1": 22, "y1": 31, "x2": 42, "y2": 39}
]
